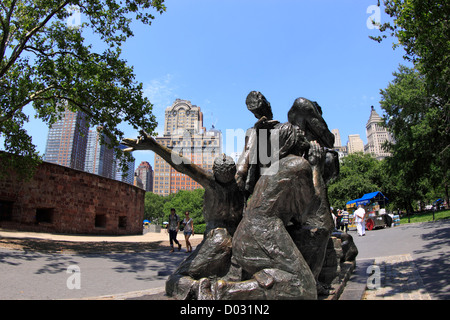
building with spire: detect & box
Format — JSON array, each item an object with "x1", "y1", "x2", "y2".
[{"x1": 364, "y1": 106, "x2": 394, "y2": 160}]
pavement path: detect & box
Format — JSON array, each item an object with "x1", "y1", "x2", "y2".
[
  {"x1": 0, "y1": 228, "x2": 181, "y2": 243},
  {"x1": 341, "y1": 219, "x2": 450, "y2": 300},
  {"x1": 1, "y1": 219, "x2": 449, "y2": 300},
  {"x1": 0, "y1": 229, "x2": 195, "y2": 300}
]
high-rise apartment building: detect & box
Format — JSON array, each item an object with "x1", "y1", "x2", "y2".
[
  {"x1": 364, "y1": 106, "x2": 394, "y2": 160},
  {"x1": 347, "y1": 134, "x2": 364, "y2": 154},
  {"x1": 115, "y1": 144, "x2": 135, "y2": 185},
  {"x1": 44, "y1": 108, "x2": 89, "y2": 170},
  {"x1": 153, "y1": 99, "x2": 222, "y2": 196},
  {"x1": 84, "y1": 128, "x2": 115, "y2": 179},
  {"x1": 135, "y1": 161, "x2": 153, "y2": 192}
]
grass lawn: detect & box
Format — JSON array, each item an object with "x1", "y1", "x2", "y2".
[{"x1": 400, "y1": 209, "x2": 450, "y2": 224}]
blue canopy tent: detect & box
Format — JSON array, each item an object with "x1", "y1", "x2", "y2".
[
  {"x1": 346, "y1": 191, "x2": 389, "y2": 207},
  {"x1": 346, "y1": 191, "x2": 390, "y2": 230}
]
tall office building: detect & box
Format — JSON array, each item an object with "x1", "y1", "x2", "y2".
[
  {"x1": 364, "y1": 106, "x2": 394, "y2": 160},
  {"x1": 347, "y1": 134, "x2": 364, "y2": 154},
  {"x1": 163, "y1": 99, "x2": 204, "y2": 136},
  {"x1": 135, "y1": 161, "x2": 153, "y2": 192},
  {"x1": 44, "y1": 108, "x2": 89, "y2": 170},
  {"x1": 115, "y1": 144, "x2": 135, "y2": 185},
  {"x1": 331, "y1": 128, "x2": 347, "y2": 159},
  {"x1": 331, "y1": 129, "x2": 342, "y2": 147},
  {"x1": 153, "y1": 99, "x2": 222, "y2": 195},
  {"x1": 84, "y1": 128, "x2": 115, "y2": 179}
]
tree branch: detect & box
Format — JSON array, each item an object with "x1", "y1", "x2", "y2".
[
  {"x1": 0, "y1": 85, "x2": 59, "y2": 123},
  {"x1": 0, "y1": 0, "x2": 71, "y2": 79},
  {"x1": 0, "y1": 0, "x2": 17, "y2": 67},
  {"x1": 23, "y1": 45, "x2": 89, "y2": 62}
]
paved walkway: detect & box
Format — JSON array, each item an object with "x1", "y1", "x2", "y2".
[
  {"x1": 341, "y1": 220, "x2": 450, "y2": 300},
  {"x1": 0, "y1": 228, "x2": 182, "y2": 243},
  {"x1": 361, "y1": 254, "x2": 432, "y2": 300},
  {"x1": 1, "y1": 221, "x2": 447, "y2": 300}
]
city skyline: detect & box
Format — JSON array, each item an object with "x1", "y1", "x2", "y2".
[
  {"x1": 4, "y1": 1, "x2": 411, "y2": 174},
  {"x1": 40, "y1": 102, "x2": 390, "y2": 188}
]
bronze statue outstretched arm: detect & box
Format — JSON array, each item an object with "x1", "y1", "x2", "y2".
[{"x1": 121, "y1": 131, "x2": 213, "y2": 188}]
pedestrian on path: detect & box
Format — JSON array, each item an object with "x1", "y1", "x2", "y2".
[
  {"x1": 182, "y1": 211, "x2": 194, "y2": 253},
  {"x1": 341, "y1": 208, "x2": 349, "y2": 232},
  {"x1": 168, "y1": 208, "x2": 182, "y2": 252},
  {"x1": 354, "y1": 205, "x2": 366, "y2": 236},
  {"x1": 336, "y1": 209, "x2": 342, "y2": 229}
]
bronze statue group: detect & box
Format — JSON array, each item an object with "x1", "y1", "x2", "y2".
[{"x1": 122, "y1": 91, "x2": 357, "y2": 300}]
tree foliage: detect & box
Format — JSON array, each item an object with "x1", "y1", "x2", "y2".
[
  {"x1": 328, "y1": 153, "x2": 383, "y2": 209},
  {"x1": 370, "y1": 0, "x2": 449, "y2": 209},
  {"x1": 371, "y1": 0, "x2": 449, "y2": 99},
  {"x1": 380, "y1": 66, "x2": 449, "y2": 211},
  {"x1": 0, "y1": 0, "x2": 166, "y2": 176},
  {"x1": 144, "y1": 189, "x2": 205, "y2": 228},
  {"x1": 327, "y1": 151, "x2": 445, "y2": 213},
  {"x1": 144, "y1": 191, "x2": 166, "y2": 223},
  {"x1": 162, "y1": 189, "x2": 205, "y2": 226}
]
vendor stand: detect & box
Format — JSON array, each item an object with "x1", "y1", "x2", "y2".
[{"x1": 346, "y1": 191, "x2": 390, "y2": 231}]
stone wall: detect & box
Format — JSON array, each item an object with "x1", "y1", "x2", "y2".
[{"x1": 0, "y1": 156, "x2": 145, "y2": 235}]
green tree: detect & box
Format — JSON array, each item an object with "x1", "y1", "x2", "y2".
[
  {"x1": 371, "y1": 0, "x2": 449, "y2": 209},
  {"x1": 144, "y1": 191, "x2": 165, "y2": 223},
  {"x1": 328, "y1": 153, "x2": 382, "y2": 209},
  {"x1": 371, "y1": 0, "x2": 449, "y2": 99},
  {"x1": 380, "y1": 66, "x2": 448, "y2": 212},
  {"x1": 162, "y1": 189, "x2": 205, "y2": 226},
  {"x1": 0, "y1": 0, "x2": 166, "y2": 177}
]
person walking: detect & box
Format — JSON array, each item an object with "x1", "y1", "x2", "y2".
[
  {"x1": 354, "y1": 205, "x2": 366, "y2": 236},
  {"x1": 341, "y1": 208, "x2": 349, "y2": 232},
  {"x1": 168, "y1": 208, "x2": 182, "y2": 252},
  {"x1": 182, "y1": 211, "x2": 194, "y2": 253},
  {"x1": 336, "y1": 209, "x2": 342, "y2": 230}
]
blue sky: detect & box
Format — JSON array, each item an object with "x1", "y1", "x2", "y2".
[{"x1": 21, "y1": 0, "x2": 409, "y2": 169}]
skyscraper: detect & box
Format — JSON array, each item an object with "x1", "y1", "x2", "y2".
[
  {"x1": 347, "y1": 134, "x2": 364, "y2": 154},
  {"x1": 115, "y1": 144, "x2": 135, "y2": 185},
  {"x1": 331, "y1": 129, "x2": 342, "y2": 147},
  {"x1": 44, "y1": 108, "x2": 89, "y2": 170},
  {"x1": 135, "y1": 161, "x2": 153, "y2": 192},
  {"x1": 365, "y1": 106, "x2": 394, "y2": 160},
  {"x1": 84, "y1": 128, "x2": 115, "y2": 179},
  {"x1": 153, "y1": 99, "x2": 222, "y2": 195}
]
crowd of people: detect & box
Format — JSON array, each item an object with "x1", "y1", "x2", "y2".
[{"x1": 330, "y1": 205, "x2": 366, "y2": 236}]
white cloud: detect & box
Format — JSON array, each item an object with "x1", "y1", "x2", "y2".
[
  {"x1": 143, "y1": 73, "x2": 178, "y2": 133},
  {"x1": 143, "y1": 74, "x2": 177, "y2": 113}
]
